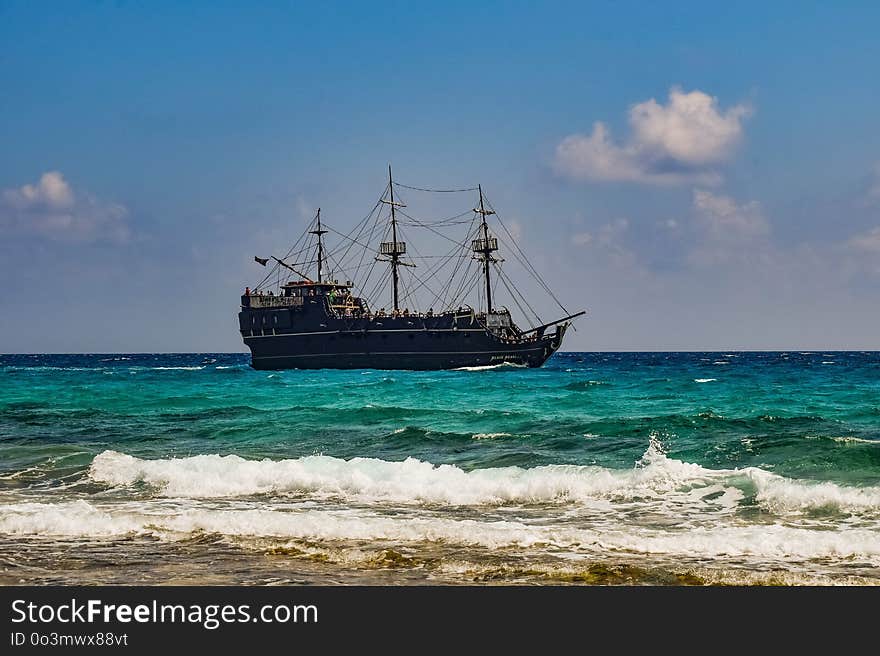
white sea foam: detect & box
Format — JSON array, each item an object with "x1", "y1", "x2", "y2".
[
  {"x1": 830, "y1": 436, "x2": 878, "y2": 445},
  {"x1": 89, "y1": 441, "x2": 717, "y2": 504},
  {"x1": 747, "y1": 469, "x2": 880, "y2": 513},
  {"x1": 0, "y1": 500, "x2": 144, "y2": 537},
  {"x1": 151, "y1": 366, "x2": 205, "y2": 371},
  {"x1": 4, "y1": 366, "x2": 96, "y2": 372},
  {"x1": 694, "y1": 378, "x2": 717, "y2": 383},
  {"x1": 805, "y1": 435, "x2": 879, "y2": 445},
  {"x1": 85, "y1": 442, "x2": 880, "y2": 517},
  {"x1": 472, "y1": 432, "x2": 512, "y2": 440},
  {"x1": 3, "y1": 500, "x2": 880, "y2": 564},
  {"x1": 453, "y1": 362, "x2": 527, "y2": 371}
]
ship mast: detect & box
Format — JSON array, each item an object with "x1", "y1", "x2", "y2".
[
  {"x1": 472, "y1": 184, "x2": 498, "y2": 313},
  {"x1": 308, "y1": 208, "x2": 327, "y2": 283},
  {"x1": 380, "y1": 165, "x2": 406, "y2": 312}
]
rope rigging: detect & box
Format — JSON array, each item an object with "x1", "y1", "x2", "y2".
[
  {"x1": 249, "y1": 175, "x2": 568, "y2": 327},
  {"x1": 392, "y1": 181, "x2": 478, "y2": 193},
  {"x1": 480, "y1": 190, "x2": 569, "y2": 317}
]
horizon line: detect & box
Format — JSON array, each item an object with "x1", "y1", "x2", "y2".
[{"x1": 2, "y1": 349, "x2": 879, "y2": 356}]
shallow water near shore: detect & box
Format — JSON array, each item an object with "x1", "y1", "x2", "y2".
[{"x1": 2, "y1": 351, "x2": 879, "y2": 585}]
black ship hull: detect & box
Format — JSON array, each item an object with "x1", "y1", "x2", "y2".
[
  {"x1": 244, "y1": 331, "x2": 564, "y2": 370},
  {"x1": 239, "y1": 298, "x2": 567, "y2": 370}
]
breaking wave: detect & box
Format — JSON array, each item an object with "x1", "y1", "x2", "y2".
[
  {"x1": 86, "y1": 442, "x2": 880, "y2": 515},
  {"x1": 2, "y1": 500, "x2": 880, "y2": 564}
]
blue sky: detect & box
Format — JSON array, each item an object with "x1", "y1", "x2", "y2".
[{"x1": 1, "y1": 1, "x2": 879, "y2": 352}]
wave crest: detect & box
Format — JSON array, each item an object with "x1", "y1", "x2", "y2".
[
  {"x1": 89, "y1": 443, "x2": 721, "y2": 504},
  {"x1": 84, "y1": 442, "x2": 880, "y2": 518}
]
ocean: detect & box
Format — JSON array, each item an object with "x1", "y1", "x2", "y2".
[{"x1": 1, "y1": 351, "x2": 879, "y2": 585}]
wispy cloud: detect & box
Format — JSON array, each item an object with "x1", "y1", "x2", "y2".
[
  {"x1": 849, "y1": 226, "x2": 880, "y2": 253},
  {"x1": 571, "y1": 231, "x2": 593, "y2": 246},
  {"x1": 688, "y1": 189, "x2": 769, "y2": 267},
  {"x1": 692, "y1": 189, "x2": 769, "y2": 240},
  {"x1": 569, "y1": 217, "x2": 638, "y2": 270},
  {"x1": 0, "y1": 171, "x2": 130, "y2": 243},
  {"x1": 553, "y1": 87, "x2": 752, "y2": 185}
]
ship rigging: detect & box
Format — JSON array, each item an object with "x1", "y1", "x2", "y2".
[{"x1": 239, "y1": 168, "x2": 584, "y2": 370}]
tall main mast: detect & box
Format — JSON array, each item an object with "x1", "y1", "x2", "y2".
[
  {"x1": 380, "y1": 165, "x2": 406, "y2": 311},
  {"x1": 472, "y1": 184, "x2": 498, "y2": 313},
  {"x1": 308, "y1": 208, "x2": 327, "y2": 283}
]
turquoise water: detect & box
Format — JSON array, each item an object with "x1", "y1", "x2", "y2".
[{"x1": 1, "y1": 352, "x2": 879, "y2": 585}]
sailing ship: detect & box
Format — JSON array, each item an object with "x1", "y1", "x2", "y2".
[{"x1": 238, "y1": 167, "x2": 584, "y2": 370}]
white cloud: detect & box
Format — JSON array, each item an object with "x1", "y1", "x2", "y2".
[
  {"x1": 692, "y1": 189, "x2": 768, "y2": 240},
  {"x1": 849, "y1": 226, "x2": 880, "y2": 253},
  {"x1": 553, "y1": 87, "x2": 751, "y2": 185},
  {"x1": 555, "y1": 122, "x2": 658, "y2": 184},
  {"x1": 0, "y1": 171, "x2": 129, "y2": 242},
  {"x1": 2, "y1": 171, "x2": 74, "y2": 209},
  {"x1": 630, "y1": 89, "x2": 751, "y2": 165}
]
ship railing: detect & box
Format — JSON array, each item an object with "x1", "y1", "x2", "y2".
[
  {"x1": 242, "y1": 295, "x2": 304, "y2": 309},
  {"x1": 472, "y1": 309, "x2": 542, "y2": 343},
  {"x1": 331, "y1": 307, "x2": 476, "y2": 321}
]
